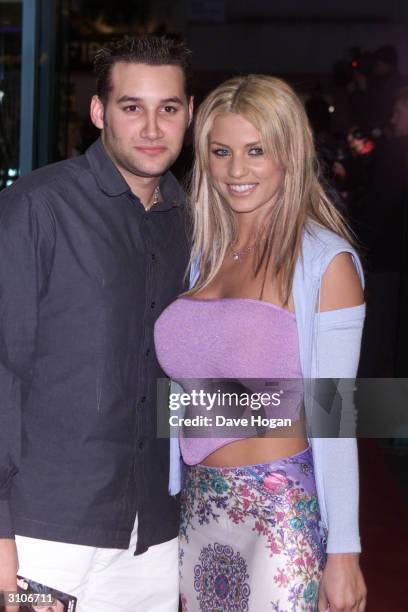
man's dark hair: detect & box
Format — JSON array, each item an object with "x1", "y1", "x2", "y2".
[
  {"x1": 93, "y1": 35, "x2": 192, "y2": 104},
  {"x1": 373, "y1": 45, "x2": 398, "y2": 68},
  {"x1": 395, "y1": 86, "x2": 408, "y2": 107},
  {"x1": 349, "y1": 126, "x2": 368, "y2": 141}
]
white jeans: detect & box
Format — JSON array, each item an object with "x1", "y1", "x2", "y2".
[{"x1": 15, "y1": 515, "x2": 179, "y2": 612}]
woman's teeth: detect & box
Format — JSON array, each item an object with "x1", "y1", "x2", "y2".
[{"x1": 228, "y1": 184, "x2": 257, "y2": 193}]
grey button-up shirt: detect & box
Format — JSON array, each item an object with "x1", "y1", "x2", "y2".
[{"x1": 0, "y1": 138, "x2": 189, "y2": 554}]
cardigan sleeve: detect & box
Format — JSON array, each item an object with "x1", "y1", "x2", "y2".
[{"x1": 310, "y1": 303, "x2": 365, "y2": 553}]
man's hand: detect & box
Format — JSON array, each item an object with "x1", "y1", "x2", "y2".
[
  {"x1": 0, "y1": 538, "x2": 18, "y2": 612},
  {"x1": 318, "y1": 553, "x2": 367, "y2": 612}
]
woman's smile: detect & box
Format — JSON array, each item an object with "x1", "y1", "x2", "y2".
[{"x1": 227, "y1": 183, "x2": 258, "y2": 196}]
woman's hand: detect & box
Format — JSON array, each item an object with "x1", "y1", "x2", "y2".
[{"x1": 318, "y1": 553, "x2": 367, "y2": 612}]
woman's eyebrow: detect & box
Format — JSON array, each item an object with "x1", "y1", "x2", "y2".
[{"x1": 210, "y1": 140, "x2": 262, "y2": 147}]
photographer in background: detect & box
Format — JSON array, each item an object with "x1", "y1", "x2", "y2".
[{"x1": 357, "y1": 88, "x2": 408, "y2": 376}]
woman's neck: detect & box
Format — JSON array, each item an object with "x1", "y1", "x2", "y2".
[{"x1": 233, "y1": 215, "x2": 261, "y2": 250}]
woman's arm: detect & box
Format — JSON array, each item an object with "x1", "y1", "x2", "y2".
[
  {"x1": 316, "y1": 252, "x2": 367, "y2": 612},
  {"x1": 319, "y1": 252, "x2": 364, "y2": 311}
]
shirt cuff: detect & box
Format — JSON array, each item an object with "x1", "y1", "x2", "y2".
[
  {"x1": 0, "y1": 499, "x2": 14, "y2": 539},
  {"x1": 326, "y1": 535, "x2": 362, "y2": 554}
]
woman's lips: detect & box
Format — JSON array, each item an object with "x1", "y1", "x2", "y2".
[{"x1": 227, "y1": 183, "x2": 258, "y2": 196}]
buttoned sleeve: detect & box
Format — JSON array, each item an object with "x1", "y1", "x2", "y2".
[{"x1": 0, "y1": 187, "x2": 55, "y2": 537}]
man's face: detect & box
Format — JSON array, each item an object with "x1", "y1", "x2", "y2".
[
  {"x1": 91, "y1": 62, "x2": 193, "y2": 179},
  {"x1": 347, "y1": 134, "x2": 365, "y2": 155},
  {"x1": 391, "y1": 99, "x2": 408, "y2": 137}
]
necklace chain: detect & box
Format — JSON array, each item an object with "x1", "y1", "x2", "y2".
[
  {"x1": 231, "y1": 244, "x2": 255, "y2": 261},
  {"x1": 152, "y1": 185, "x2": 160, "y2": 207}
]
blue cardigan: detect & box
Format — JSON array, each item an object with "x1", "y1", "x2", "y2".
[{"x1": 169, "y1": 222, "x2": 365, "y2": 554}]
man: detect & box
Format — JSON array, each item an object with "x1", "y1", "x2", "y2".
[
  {"x1": 391, "y1": 86, "x2": 408, "y2": 138},
  {"x1": 0, "y1": 35, "x2": 193, "y2": 611},
  {"x1": 357, "y1": 87, "x2": 408, "y2": 378},
  {"x1": 369, "y1": 45, "x2": 407, "y2": 131},
  {"x1": 390, "y1": 88, "x2": 408, "y2": 377}
]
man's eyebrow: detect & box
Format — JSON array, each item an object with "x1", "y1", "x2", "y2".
[
  {"x1": 161, "y1": 97, "x2": 184, "y2": 104},
  {"x1": 116, "y1": 95, "x2": 184, "y2": 104},
  {"x1": 116, "y1": 96, "x2": 142, "y2": 104}
]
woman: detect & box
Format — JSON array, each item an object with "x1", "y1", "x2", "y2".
[{"x1": 154, "y1": 75, "x2": 367, "y2": 611}]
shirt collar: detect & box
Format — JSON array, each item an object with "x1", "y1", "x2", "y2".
[
  {"x1": 157, "y1": 170, "x2": 185, "y2": 210},
  {"x1": 85, "y1": 137, "x2": 185, "y2": 209},
  {"x1": 86, "y1": 138, "x2": 130, "y2": 197}
]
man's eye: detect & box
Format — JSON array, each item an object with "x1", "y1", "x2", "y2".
[
  {"x1": 211, "y1": 148, "x2": 229, "y2": 157},
  {"x1": 124, "y1": 105, "x2": 139, "y2": 112},
  {"x1": 163, "y1": 105, "x2": 177, "y2": 113},
  {"x1": 249, "y1": 147, "x2": 264, "y2": 156}
]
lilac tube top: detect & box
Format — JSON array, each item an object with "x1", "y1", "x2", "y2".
[{"x1": 154, "y1": 297, "x2": 303, "y2": 465}]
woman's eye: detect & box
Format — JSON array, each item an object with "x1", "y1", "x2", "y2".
[
  {"x1": 249, "y1": 147, "x2": 264, "y2": 156},
  {"x1": 211, "y1": 148, "x2": 229, "y2": 157}
]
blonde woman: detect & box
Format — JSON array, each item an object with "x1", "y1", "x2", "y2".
[{"x1": 154, "y1": 76, "x2": 367, "y2": 611}]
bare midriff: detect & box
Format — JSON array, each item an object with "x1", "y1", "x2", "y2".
[{"x1": 201, "y1": 421, "x2": 308, "y2": 467}]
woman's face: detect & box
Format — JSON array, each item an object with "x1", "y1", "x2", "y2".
[{"x1": 209, "y1": 113, "x2": 284, "y2": 220}]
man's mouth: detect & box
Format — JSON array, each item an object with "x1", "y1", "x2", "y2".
[{"x1": 135, "y1": 146, "x2": 167, "y2": 156}]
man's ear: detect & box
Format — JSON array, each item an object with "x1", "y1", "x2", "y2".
[
  {"x1": 187, "y1": 96, "x2": 194, "y2": 128},
  {"x1": 90, "y1": 95, "x2": 105, "y2": 130}
]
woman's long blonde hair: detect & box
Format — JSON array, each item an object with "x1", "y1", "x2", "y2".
[{"x1": 187, "y1": 74, "x2": 354, "y2": 304}]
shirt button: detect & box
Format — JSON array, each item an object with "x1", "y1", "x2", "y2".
[
  {"x1": 150, "y1": 301, "x2": 155, "y2": 309},
  {"x1": 140, "y1": 396, "x2": 146, "y2": 403},
  {"x1": 145, "y1": 348, "x2": 150, "y2": 357},
  {"x1": 151, "y1": 253, "x2": 156, "y2": 261},
  {"x1": 138, "y1": 440, "x2": 144, "y2": 450}
]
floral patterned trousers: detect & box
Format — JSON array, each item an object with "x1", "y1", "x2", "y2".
[{"x1": 179, "y1": 446, "x2": 327, "y2": 612}]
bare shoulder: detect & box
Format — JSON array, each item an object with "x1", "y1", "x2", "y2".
[{"x1": 319, "y1": 252, "x2": 364, "y2": 312}]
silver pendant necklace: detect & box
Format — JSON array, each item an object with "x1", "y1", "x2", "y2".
[
  {"x1": 152, "y1": 185, "x2": 160, "y2": 206},
  {"x1": 231, "y1": 244, "x2": 255, "y2": 261}
]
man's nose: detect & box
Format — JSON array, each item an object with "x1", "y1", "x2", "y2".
[{"x1": 140, "y1": 112, "x2": 163, "y2": 140}]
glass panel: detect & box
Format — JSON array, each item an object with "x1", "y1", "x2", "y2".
[{"x1": 0, "y1": 0, "x2": 22, "y2": 189}]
